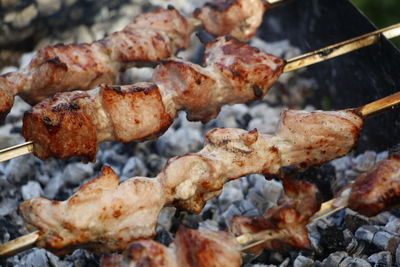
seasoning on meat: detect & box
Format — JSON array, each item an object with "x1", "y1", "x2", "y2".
[{"x1": 23, "y1": 36, "x2": 285, "y2": 161}]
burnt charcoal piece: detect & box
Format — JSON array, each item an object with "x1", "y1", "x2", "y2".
[
  {"x1": 281, "y1": 164, "x2": 336, "y2": 200},
  {"x1": 154, "y1": 229, "x2": 173, "y2": 246},
  {"x1": 318, "y1": 225, "x2": 346, "y2": 256},
  {"x1": 344, "y1": 209, "x2": 371, "y2": 232},
  {"x1": 321, "y1": 251, "x2": 348, "y2": 266}
]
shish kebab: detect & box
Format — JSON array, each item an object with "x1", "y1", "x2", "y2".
[
  {"x1": 0, "y1": 0, "x2": 284, "y2": 120},
  {"x1": 0, "y1": 92, "x2": 399, "y2": 257},
  {"x1": 1, "y1": 23, "x2": 400, "y2": 162},
  {"x1": 99, "y1": 144, "x2": 400, "y2": 267},
  {"x1": 100, "y1": 177, "x2": 321, "y2": 267}
]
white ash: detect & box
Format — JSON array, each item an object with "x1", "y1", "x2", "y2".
[
  {"x1": 120, "y1": 157, "x2": 147, "y2": 181},
  {"x1": 293, "y1": 255, "x2": 314, "y2": 267},
  {"x1": 21, "y1": 181, "x2": 43, "y2": 200}
]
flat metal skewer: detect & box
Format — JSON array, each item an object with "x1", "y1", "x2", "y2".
[{"x1": 0, "y1": 23, "x2": 399, "y2": 163}]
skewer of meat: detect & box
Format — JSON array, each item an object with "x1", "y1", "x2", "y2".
[
  {"x1": 102, "y1": 150, "x2": 400, "y2": 266},
  {"x1": 0, "y1": 0, "x2": 281, "y2": 121},
  {"x1": 100, "y1": 178, "x2": 321, "y2": 267},
  {"x1": 1, "y1": 23, "x2": 399, "y2": 162},
  {"x1": 0, "y1": 94, "x2": 395, "y2": 257}
]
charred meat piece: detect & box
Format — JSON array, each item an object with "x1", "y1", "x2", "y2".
[
  {"x1": 23, "y1": 83, "x2": 173, "y2": 161},
  {"x1": 0, "y1": 7, "x2": 193, "y2": 120},
  {"x1": 346, "y1": 151, "x2": 400, "y2": 216},
  {"x1": 23, "y1": 36, "x2": 284, "y2": 161},
  {"x1": 101, "y1": 226, "x2": 242, "y2": 267},
  {"x1": 194, "y1": 0, "x2": 268, "y2": 41},
  {"x1": 230, "y1": 178, "x2": 322, "y2": 254}
]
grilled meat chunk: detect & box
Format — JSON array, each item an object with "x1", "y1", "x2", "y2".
[
  {"x1": 1, "y1": 0, "x2": 277, "y2": 120},
  {"x1": 19, "y1": 166, "x2": 166, "y2": 254},
  {"x1": 101, "y1": 227, "x2": 242, "y2": 267},
  {"x1": 23, "y1": 36, "x2": 284, "y2": 160},
  {"x1": 345, "y1": 151, "x2": 400, "y2": 216},
  {"x1": 194, "y1": 0, "x2": 267, "y2": 41},
  {"x1": 0, "y1": 7, "x2": 193, "y2": 120},
  {"x1": 278, "y1": 110, "x2": 363, "y2": 169},
  {"x1": 231, "y1": 178, "x2": 321, "y2": 254}
]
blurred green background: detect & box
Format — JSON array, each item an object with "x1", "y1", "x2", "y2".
[{"x1": 351, "y1": 0, "x2": 400, "y2": 47}]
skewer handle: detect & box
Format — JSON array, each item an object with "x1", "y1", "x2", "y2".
[
  {"x1": 284, "y1": 23, "x2": 400, "y2": 72},
  {"x1": 0, "y1": 231, "x2": 39, "y2": 258},
  {"x1": 357, "y1": 92, "x2": 400, "y2": 118},
  {"x1": 0, "y1": 141, "x2": 34, "y2": 162}
]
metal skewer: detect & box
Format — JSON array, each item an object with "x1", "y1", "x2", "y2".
[
  {"x1": 284, "y1": 23, "x2": 400, "y2": 72},
  {"x1": 0, "y1": 23, "x2": 399, "y2": 163},
  {"x1": 356, "y1": 91, "x2": 400, "y2": 118},
  {"x1": 0, "y1": 141, "x2": 34, "y2": 162}
]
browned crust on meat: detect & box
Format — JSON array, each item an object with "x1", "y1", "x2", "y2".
[
  {"x1": 20, "y1": 43, "x2": 117, "y2": 105},
  {"x1": 22, "y1": 92, "x2": 97, "y2": 161},
  {"x1": 101, "y1": 83, "x2": 173, "y2": 143},
  {"x1": 0, "y1": 7, "x2": 194, "y2": 119},
  {"x1": 106, "y1": 30, "x2": 172, "y2": 63},
  {"x1": 175, "y1": 226, "x2": 242, "y2": 267},
  {"x1": 193, "y1": 0, "x2": 267, "y2": 41},
  {"x1": 205, "y1": 35, "x2": 285, "y2": 79},
  {"x1": 205, "y1": 36, "x2": 285, "y2": 101},
  {"x1": 101, "y1": 254, "x2": 124, "y2": 267},
  {"x1": 348, "y1": 154, "x2": 400, "y2": 216},
  {"x1": 124, "y1": 241, "x2": 170, "y2": 266},
  {"x1": 0, "y1": 86, "x2": 13, "y2": 121},
  {"x1": 154, "y1": 60, "x2": 219, "y2": 122},
  {"x1": 231, "y1": 179, "x2": 321, "y2": 254}
]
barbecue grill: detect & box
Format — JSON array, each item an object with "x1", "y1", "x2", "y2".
[
  {"x1": 0, "y1": 0, "x2": 399, "y2": 266},
  {"x1": 262, "y1": 0, "x2": 400, "y2": 152}
]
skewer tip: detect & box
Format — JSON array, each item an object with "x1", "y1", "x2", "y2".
[
  {"x1": 0, "y1": 231, "x2": 39, "y2": 258},
  {"x1": 0, "y1": 141, "x2": 34, "y2": 163},
  {"x1": 356, "y1": 92, "x2": 400, "y2": 118}
]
